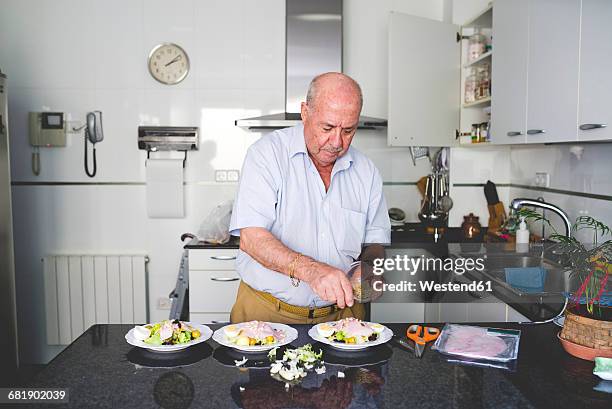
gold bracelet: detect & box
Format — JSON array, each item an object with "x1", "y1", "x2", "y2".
[{"x1": 288, "y1": 253, "x2": 302, "y2": 287}]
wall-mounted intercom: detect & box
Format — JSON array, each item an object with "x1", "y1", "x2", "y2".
[
  {"x1": 29, "y1": 112, "x2": 67, "y2": 175},
  {"x1": 29, "y1": 112, "x2": 66, "y2": 147}
]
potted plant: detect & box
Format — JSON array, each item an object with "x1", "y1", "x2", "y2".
[{"x1": 518, "y1": 210, "x2": 611, "y2": 360}]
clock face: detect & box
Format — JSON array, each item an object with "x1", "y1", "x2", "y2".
[{"x1": 148, "y1": 43, "x2": 190, "y2": 85}]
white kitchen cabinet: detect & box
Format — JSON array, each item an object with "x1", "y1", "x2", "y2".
[
  {"x1": 577, "y1": 0, "x2": 612, "y2": 141},
  {"x1": 466, "y1": 294, "x2": 508, "y2": 322},
  {"x1": 188, "y1": 248, "x2": 239, "y2": 324},
  {"x1": 507, "y1": 305, "x2": 530, "y2": 322},
  {"x1": 490, "y1": 0, "x2": 529, "y2": 144},
  {"x1": 388, "y1": 12, "x2": 460, "y2": 147},
  {"x1": 525, "y1": 0, "x2": 581, "y2": 143}
]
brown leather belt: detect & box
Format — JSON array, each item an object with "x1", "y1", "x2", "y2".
[{"x1": 250, "y1": 284, "x2": 338, "y2": 319}]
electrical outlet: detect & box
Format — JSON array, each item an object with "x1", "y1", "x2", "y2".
[
  {"x1": 157, "y1": 297, "x2": 172, "y2": 310},
  {"x1": 227, "y1": 170, "x2": 240, "y2": 182},
  {"x1": 215, "y1": 170, "x2": 228, "y2": 182},
  {"x1": 534, "y1": 172, "x2": 550, "y2": 188}
]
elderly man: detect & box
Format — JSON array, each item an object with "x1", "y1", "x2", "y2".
[{"x1": 229, "y1": 72, "x2": 390, "y2": 323}]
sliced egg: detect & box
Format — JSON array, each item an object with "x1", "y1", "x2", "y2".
[
  {"x1": 235, "y1": 335, "x2": 250, "y2": 346},
  {"x1": 133, "y1": 325, "x2": 150, "y2": 341},
  {"x1": 317, "y1": 323, "x2": 335, "y2": 338},
  {"x1": 370, "y1": 323, "x2": 385, "y2": 334},
  {"x1": 224, "y1": 325, "x2": 241, "y2": 338}
]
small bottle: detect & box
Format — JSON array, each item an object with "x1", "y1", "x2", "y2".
[{"x1": 515, "y1": 216, "x2": 530, "y2": 253}]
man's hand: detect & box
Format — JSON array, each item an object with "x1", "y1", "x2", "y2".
[{"x1": 305, "y1": 263, "x2": 354, "y2": 309}]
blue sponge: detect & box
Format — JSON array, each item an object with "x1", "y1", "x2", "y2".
[{"x1": 504, "y1": 267, "x2": 548, "y2": 293}]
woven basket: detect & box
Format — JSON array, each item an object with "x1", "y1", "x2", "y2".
[{"x1": 560, "y1": 308, "x2": 612, "y2": 350}]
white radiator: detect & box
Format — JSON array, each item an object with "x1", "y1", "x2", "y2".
[{"x1": 43, "y1": 255, "x2": 148, "y2": 345}]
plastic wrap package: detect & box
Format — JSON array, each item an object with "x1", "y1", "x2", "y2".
[
  {"x1": 432, "y1": 324, "x2": 520, "y2": 363},
  {"x1": 197, "y1": 200, "x2": 233, "y2": 244}
]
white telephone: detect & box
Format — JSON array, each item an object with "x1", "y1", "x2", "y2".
[{"x1": 84, "y1": 111, "x2": 103, "y2": 177}]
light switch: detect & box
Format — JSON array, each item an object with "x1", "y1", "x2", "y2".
[
  {"x1": 227, "y1": 170, "x2": 240, "y2": 182},
  {"x1": 215, "y1": 170, "x2": 228, "y2": 182}
]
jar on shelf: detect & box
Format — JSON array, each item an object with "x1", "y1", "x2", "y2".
[
  {"x1": 468, "y1": 29, "x2": 486, "y2": 62},
  {"x1": 476, "y1": 62, "x2": 491, "y2": 100},
  {"x1": 464, "y1": 68, "x2": 477, "y2": 104}
]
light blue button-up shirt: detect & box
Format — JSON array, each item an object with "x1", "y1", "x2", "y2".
[{"x1": 229, "y1": 124, "x2": 391, "y2": 307}]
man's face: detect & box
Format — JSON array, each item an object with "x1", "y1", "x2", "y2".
[{"x1": 301, "y1": 88, "x2": 361, "y2": 168}]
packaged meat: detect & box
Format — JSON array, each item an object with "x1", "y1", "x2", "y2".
[{"x1": 431, "y1": 324, "x2": 520, "y2": 362}]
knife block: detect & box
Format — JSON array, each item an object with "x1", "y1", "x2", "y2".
[{"x1": 487, "y1": 202, "x2": 507, "y2": 232}]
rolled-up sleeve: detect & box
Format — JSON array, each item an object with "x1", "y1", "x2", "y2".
[
  {"x1": 364, "y1": 168, "x2": 391, "y2": 244},
  {"x1": 229, "y1": 143, "x2": 280, "y2": 236}
]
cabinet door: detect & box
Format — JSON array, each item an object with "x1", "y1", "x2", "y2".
[
  {"x1": 490, "y1": 0, "x2": 529, "y2": 144},
  {"x1": 525, "y1": 0, "x2": 581, "y2": 143},
  {"x1": 388, "y1": 12, "x2": 460, "y2": 147},
  {"x1": 578, "y1": 0, "x2": 612, "y2": 141}
]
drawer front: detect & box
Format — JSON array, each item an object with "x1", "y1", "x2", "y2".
[
  {"x1": 189, "y1": 312, "x2": 230, "y2": 324},
  {"x1": 189, "y1": 249, "x2": 239, "y2": 270},
  {"x1": 189, "y1": 270, "x2": 240, "y2": 312}
]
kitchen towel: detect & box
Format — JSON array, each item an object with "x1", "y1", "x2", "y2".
[{"x1": 146, "y1": 158, "x2": 184, "y2": 218}]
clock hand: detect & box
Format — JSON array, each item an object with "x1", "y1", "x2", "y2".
[{"x1": 164, "y1": 55, "x2": 183, "y2": 67}]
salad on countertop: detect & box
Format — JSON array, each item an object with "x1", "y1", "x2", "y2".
[
  {"x1": 223, "y1": 321, "x2": 286, "y2": 346},
  {"x1": 132, "y1": 320, "x2": 201, "y2": 346},
  {"x1": 317, "y1": 318, "x2": 385, "y2": 344}
]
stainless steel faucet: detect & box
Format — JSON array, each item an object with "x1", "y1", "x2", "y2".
[{"x1": 510, "y1": 198, "x2": 572, "y2": 238}]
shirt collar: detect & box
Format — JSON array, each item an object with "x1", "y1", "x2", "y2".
[{"x1": 289, "y1": 124, "x2": 308, "y2": 157}]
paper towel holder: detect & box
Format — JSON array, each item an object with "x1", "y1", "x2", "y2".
[{"x1": 138, "y1": 126, "x2": 199, "y2": 168}]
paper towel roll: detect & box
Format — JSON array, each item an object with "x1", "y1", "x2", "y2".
[{"x1": 146, "y1": 158, "x2": 184, "y2": 218}]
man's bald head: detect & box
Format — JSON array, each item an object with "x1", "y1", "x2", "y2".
[
  {"x1": 300, "y1": 72, "x2": 363, "y2": 169},
  {"x1": 305, "y1": 72, "x2": 363, "y2": 113}
]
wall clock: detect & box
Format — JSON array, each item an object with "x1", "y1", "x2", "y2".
[{"x1": 147, "y1": 43, "x2": 190, "y2": 85}]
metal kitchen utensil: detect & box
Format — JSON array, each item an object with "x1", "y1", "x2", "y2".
[
  {"x1": 391, "y1": 335, "x2": 416, "y2": 353},
  {"x1": 406, "y1": 325, "x2": 440, "y2": 358},
  {"x1": 409, "y1": 146, "x2": 430, "y2": 166}
]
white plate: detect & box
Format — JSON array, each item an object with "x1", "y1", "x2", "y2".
[
  {"x1": 308, "y1": 322, "x2": 393, "y2": 350},
  {"x1": 594, "y1": 371, "x2": 612, "y2": 381},
  {"x1": 212, "y1": 322, "x2": 298, "y2": 353},
  {"x1": 125, "y1": 322, "x2": 213, "y2": 352},
  {"x1": 553, "y1": 315, "x2": 565, "y2": 328}
]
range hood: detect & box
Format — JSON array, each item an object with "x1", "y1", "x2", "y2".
[{"x1": 235, "y1": 0, "x2": 387, "y2": 130}]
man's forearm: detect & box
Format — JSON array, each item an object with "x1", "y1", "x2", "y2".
[{"x1": 239, "y1": 227, "x2": 320, "y2": 282}]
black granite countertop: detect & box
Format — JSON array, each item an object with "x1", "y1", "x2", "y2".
[{"x1": 28, "y1": 323, "x2": 611, "y2": 408}]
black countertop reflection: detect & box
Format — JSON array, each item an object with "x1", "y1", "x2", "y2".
[{"x1": 27, "y1": 323, "x2": 611, "y2": 408}]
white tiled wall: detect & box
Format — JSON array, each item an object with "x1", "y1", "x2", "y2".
[
  {"x1": 509, "y1": 144, "x2": 612, "y2": 242},
  {"x1": 1, "y1": 0, "x2": 448, "y2": 363}
]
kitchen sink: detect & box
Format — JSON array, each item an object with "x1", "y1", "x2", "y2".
[{"x1": 459, "y1": 253, "x2": 577, "y2": 297}]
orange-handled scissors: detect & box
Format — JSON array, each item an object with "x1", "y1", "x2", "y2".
[{"x1": 406, "y1": 325, "x2": 440, "y2": 358}]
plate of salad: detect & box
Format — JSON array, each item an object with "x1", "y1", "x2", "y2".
[
  {"x1": 125, "y1": 320, "x2": 213, "y2": 352},
  {"x1": 212, "y1": 321, "x2": 298, "y2": 353},
  {"x1": 308, "y1": 318, "x2": 393, "y2": 350}
]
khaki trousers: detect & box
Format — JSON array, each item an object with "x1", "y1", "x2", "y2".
[{"x1": 230, "y1": 281, "x2": 366, "y2": 324}]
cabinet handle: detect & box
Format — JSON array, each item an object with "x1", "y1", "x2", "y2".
[
  {"x1": 527, "y1": 129, "x2": 546, "y2": 135},
  {"x1": 579, "y1": 123, "x2": 607, "y2": 131},
  {"x1": 210, "y1": 255, "x2": 236, "y2": 261},
  {"x1": 506, "y1": 131, "x2": 523, "y2": 137},
  {"x1": 210, "y1": 277, "x2": 240, "y2": 282}
]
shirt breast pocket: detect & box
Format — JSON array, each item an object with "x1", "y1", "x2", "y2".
[{"x1": 333, "y1": 205, "x2": 367, "y2": 260}]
